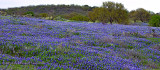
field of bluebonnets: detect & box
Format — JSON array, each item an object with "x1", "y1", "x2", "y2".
[{"x1": 0, "y1": 15, "x2": 160, "y2": 70}]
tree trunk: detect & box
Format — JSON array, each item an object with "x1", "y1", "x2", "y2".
[
  {"x1": 134, "y1": 20, "x2": 136, "y2": 23},
  {"x1": 110, "y1": 20, "x2": 113, "y2": 25},
  {"x1": 110, "y1": 22, "x2": 112, "y2": 25},
  {"x1": 109, "y1": 18, "x2": 113, "y2": 25},
  {"x1": 140, "y1": 19, "x2": 144, "y2": 22},
  {"x1": 102, "y1": 21, "x2": 106, "y2": 25},
  {"x1": 102, "y1": 22, "x2": 105, "y2": 25}
]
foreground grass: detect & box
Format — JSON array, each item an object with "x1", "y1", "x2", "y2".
[
  {"x1": 147, "y1": 38, "x2": 160, "y2": 43},
  {"x1": 0, "y1": 65, "x2": 36, "y2": 70}
]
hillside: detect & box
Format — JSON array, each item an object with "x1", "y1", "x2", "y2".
[
  {"x1": 1, "y1": 4, "x2": 96, "y2": 16},
  {"x1": 0, "y1": 15, "x2": 160, "y2": 69}
]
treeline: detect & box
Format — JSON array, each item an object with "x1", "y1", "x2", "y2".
[{"x1": 0, "y1": 1, "x2": 160, "y2": 26}]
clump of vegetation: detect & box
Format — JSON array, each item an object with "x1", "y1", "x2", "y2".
[
  {"x1": 122, "y1": 32, "x2": 147, "y2": 38},
  {"x1": 121, "y1": 49, "x2": 147, "y2": 60},
  {"x1": 0, "y1": 11, "x2": 7, "y2": 16},
  {"x1": 70, "y1": 14, "x2": 89, "y2": 21},
  {"x1": 23, "y1": 11, "x2": 34, "y2": 16},
  {"x1": 73, "y1": 32, "x2": 80, "y2": 35},
  {"x1": 33, "y1": 24, "x2": 44, "y2": 29},
  {"x1": 151, "y1": 44, "x2": 160, "y2": 50},
  {"x1": 140, "y1": 60, "x2": 160, "y2": 69},
  {"x1": 0, "y1": 44, "x2": 21, "y2": 56},
  {"x1": 39, "y1": 13, "x2": 48, "y2": 18},
  {"x1": 54, "y1": 16, "x2": 67, "y2": 21},
  {"x1": 149, "y1": 15, "x2": 160, "y2": 27},
  {"x1": 130, "y1": 32, "x2": 146, "y2": 38},
  {"x1": 54, "y1": 43, "x2": 70, "y2": 53},
  {"x1": 147, "y1": 38, "x2": 160, "y2": 43}
]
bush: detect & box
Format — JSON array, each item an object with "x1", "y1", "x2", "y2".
[
  {"x1": 149, "y1": 15, "x2": 160, "y2": 27},
  {"x1": 24, "y1": 11, "x2": 34, "y2": 16},
  {"x1": 39, "y1": 13, "x2": 48, "y2": 18},
  {"x1": 54, "y1": 16, "x2": 67, "y2": 21},
  {"x1": 62, "y1": 12, "x2": 89, "y2": 21},
  {"x1": 0, "y1": 11, "x2": 7, "y2": 16},
  {"x1": 70, "y1": 15, "x2": 89, "y2": 21}
]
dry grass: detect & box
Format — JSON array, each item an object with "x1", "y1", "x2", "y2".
[
  {"x1": 151, "y1": 44, "x2": 160, "y2": 50},
  {"x1": 99, "y1": 36, "x2": 128, "y2": 48},
  {"x1": 75, "y1": 40, "x2": 83, "y2": 45},
  {"x1": 100, "y1": 36, "x2": 115, "y2": 43},
  {"x1": 144, "y1": 33, "x2": 153, "y2": 38},
  {"x1": 55, "y1": 43, "x2": 70, "y2": 53}
]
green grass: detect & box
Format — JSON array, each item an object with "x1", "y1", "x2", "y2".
[
  {"x1": 136, "y1": 40, "x2": 152, "y2": 45},
  {"x1": 127, "y1": 45, "x2": 134, "y2": 49},
  {"x1": 47, "y1": 27, "x2": 53, "y2": 30},
  {"x1": 147, "y1": 38, "x2": 160, "y2": 44},
  {"x1": 21, "y1": 33, "x2": 33, "y2": 36},
  {"x1": 0, "y1": 64, "x2": 36, "y2": 70},
  {"x1": 73, "y1": 32, "x2": 80, "y2": 35}
]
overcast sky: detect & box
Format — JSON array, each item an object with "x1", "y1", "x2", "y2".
[{"x1": 0, "y1": 0, "x2": 159, "y2": 13}]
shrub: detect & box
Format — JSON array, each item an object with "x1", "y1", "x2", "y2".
[
  {"x1": 54, "y1": 16, "x2": 67, "y2": 21},
  {"x1": 0, "y1": 11, "x2": 7, "y2": 16},
  {"x1": 69, "y1": 14, "x2": 89, "y2": 21},
  {"x1": 149, "y1": 15, "x2": 160, "y2": 27},
  {"x1": 24, "y1": 11, "x2": 34, "y2": 16},
  {"x1": 39, "y1": 13, "x2": 48, "y2": 18}
]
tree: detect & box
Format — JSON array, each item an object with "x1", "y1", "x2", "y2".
[
  {"x1": 130, "y1": 8, "x2": 151, "y2": 23},
  {"x1": 88, "y1": 7, "x2": 109, "y2": 24},
  {"x1": 129, "y1": 10, "x2": 138, "y2": 23},
  {"x1": 149, "y1": 15, "x2": 160, "y2": 27},
  {"x1": 102, "y1": 1, "x2": 116, "y2": 24},
  {"x1": 136, "y1": 8, "x2": 151, "y2": 22},
  {"x1": 129, "y1": 8, "x2": 151, "y2": 23},
  {"x1": 114, "y1": 5, "x2": 129, "y2": 24},
  {"x1": 88, "y1": 1, "x2": 129, "y2": 24}
]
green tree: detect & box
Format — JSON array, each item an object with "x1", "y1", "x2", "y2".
[
  {"x1": 88, "y1": 7, "x2": 108, "y2": 24},
  {"x1": 102, "y1": 1, "x2": 116, "y2": 24},
  {"x1": 88, "y1": 1, "x2": 129, "y2": 24},
  {"x1": 129, "y1": 10, "x2": 138, "y2": 23},
  {"x1": 114, "y1": 5, "x2": 129, "y2": 24},
  {"x1": 134, "y1": 8, "x2": 151, "y2": 22},
  {"x1": 149, "y1": 15, "x2": 160, "y2": 27}
]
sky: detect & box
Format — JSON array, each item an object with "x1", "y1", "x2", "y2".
[{"x1": 0, "y1": 0, "x2": 159, "y2": 13}]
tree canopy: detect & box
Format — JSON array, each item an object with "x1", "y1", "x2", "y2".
[
  {"x1": 130, "y1": 8, "x2": 151, "y2": 23},
  {"x1": 88, "y1": 1, "x2": 129, "y2": 24}
]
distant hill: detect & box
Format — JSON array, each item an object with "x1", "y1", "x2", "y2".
[{"x1": 1, "y1": 4, "x2": 96, "y2": 17}]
